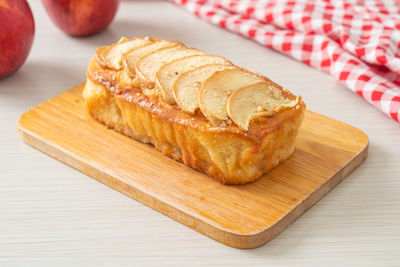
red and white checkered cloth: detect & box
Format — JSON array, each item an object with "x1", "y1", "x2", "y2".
[{"x1": 170, "y1": 0, "x2": 400, "y2": 123}]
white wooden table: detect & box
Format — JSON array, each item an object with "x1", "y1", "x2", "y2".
[{"x1": 1, "y1": 1, "x2": 399, "y2": 265}]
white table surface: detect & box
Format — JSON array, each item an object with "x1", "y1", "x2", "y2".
[{"x1": 1, "y1": 0, "x2": 399, "y2": 266}]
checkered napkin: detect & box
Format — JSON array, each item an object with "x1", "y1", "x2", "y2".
[{"x1": 170, "y1": 0, "x2": 400, "y2": 123}]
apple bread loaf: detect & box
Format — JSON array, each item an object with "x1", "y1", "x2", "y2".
[{"x1": 83, "y1": 37, "x2": 306, "y2": 184}]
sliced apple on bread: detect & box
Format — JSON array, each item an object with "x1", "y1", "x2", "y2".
[
  {"x1": 122, "y1": 40, "x2": 182, "y2": 79},
  {"x1": 198, "y1": 68, "x2": 264, "y2": 125},
  {"x1": 94, "y1": 46, "x2": 109, "y2": 68},
  {"x1": 97, "y1": 37, "x2": 154, "y2": 70},
  {"x1": 135, "y1": 46, "x2": 205, "y2": 89},
  {"x1": 84, "y1": 36, "x2": 306, "y2": 184},
  {"x1": 95, "y1": 37, "x2": 128, "y2": 68},
  {"x1": 155, "y1": 55, "x2": 232, "y2": 104},
  {"x1": 227, "y1": 82, "x2": 301, "y2": 130},
  {"x1": 172, "y1": 64, "x2": 235, "y2": 114}
]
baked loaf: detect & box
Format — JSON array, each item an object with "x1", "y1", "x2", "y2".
[{"x1": 83, "y1": 37, "x2": 306, "y2": 184}]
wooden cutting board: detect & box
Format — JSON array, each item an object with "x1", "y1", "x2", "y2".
[{"x1": 18, "y1": 83, "x2": 368, "y2": 249}]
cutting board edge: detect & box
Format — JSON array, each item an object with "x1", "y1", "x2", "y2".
[{"x1": 17, "y1": 110, "x2": 369, "y2": 249}]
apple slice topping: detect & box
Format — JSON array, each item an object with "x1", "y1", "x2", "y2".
[
  {"x1": 198, "y1": 68, "x2": 264, "y2": 125},
  {"x1": 101, "y1": 37, "x2": 155, "y2": 70},
  {"x1": 94, "y1": 46, "x2": 109, "y2": 68},
  {"x1": 122, "y1": 40, "x2": 182, "y2": 79},
  {"x1": 156, "y1": 55, "x2": 231, "y2": 104},
  {"x1": 227, "y1": 82, "x2": 300, "y2": 130},
  {"x1": 172, "y1": 64, "x2": 235, "y2": 114},
  {"x1": 95, "y1": 37, "x2": 128, "y2": 68},
  {"x1": 135, "y1": 46, "x2": 205, "y2": 89}
]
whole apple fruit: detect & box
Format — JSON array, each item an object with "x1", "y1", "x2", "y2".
[
  {"x1": 0, "y1": 0, "x2": 35, "y2": 79},
  {"x1": 41, "y1": 0, "x2": 119, "y2": 37}
]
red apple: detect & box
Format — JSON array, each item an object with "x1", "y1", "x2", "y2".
[
  {"x1": 0, "y1": 0, "x2": 35, "y2": 79},
  {"x1": 41, "y1": 0, "x2": 119, "y2": 37}
]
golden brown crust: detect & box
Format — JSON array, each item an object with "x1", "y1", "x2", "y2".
[{"x1": 84, "y1": 58, "x2": 305, "y2": 184}]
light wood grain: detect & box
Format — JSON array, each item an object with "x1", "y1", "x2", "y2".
[{"x1": 17, "y1": 83, "x2": 368, "y2": 248}]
